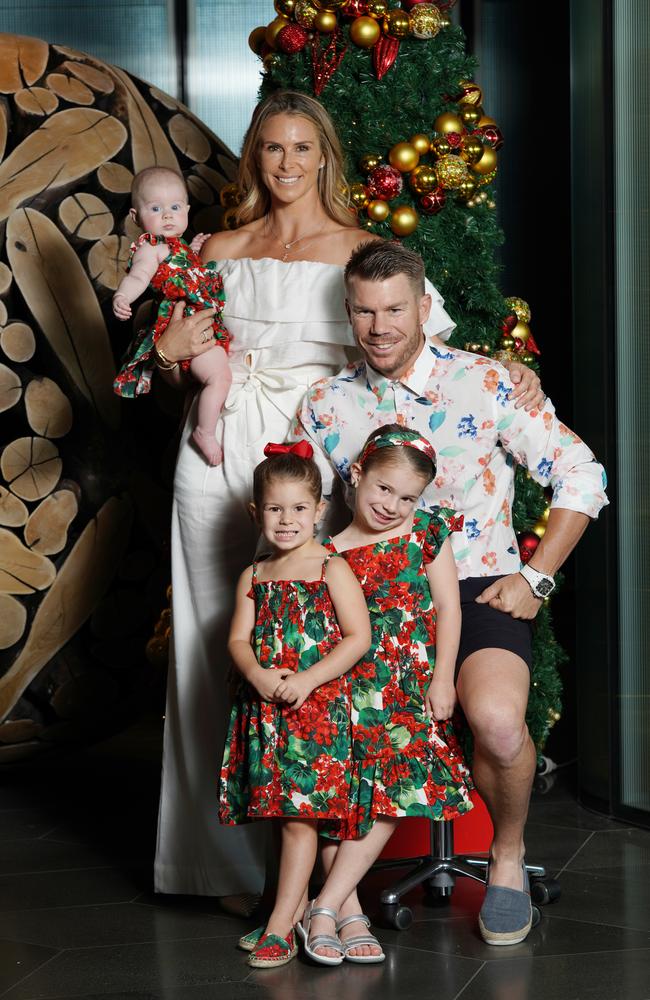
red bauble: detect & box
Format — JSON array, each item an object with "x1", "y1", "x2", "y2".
[
  {"x1": 446, "y1": 131, "x2": 464, "y2": 149},
  {"x1": 475, "y1": 124, "x2": 504, "y2": 150},
  {"x1": 277, "y1": 23, "x2": 310, "y2": 54},
  {"x1": 420, "y1": 187, "x2": 446, "y2": 214},
  {"x1": 518, "y1": 531, "x2": 540, "y2": 564},
  {"x1": 367, "y1": 164, "x2": 403, "y2": 200},
  {"x1": 342, "y1": 0, "x2": 367, "y2": 15},
  {"x1": 402, "y1": 0, "x2": 430, "y2": 9}
]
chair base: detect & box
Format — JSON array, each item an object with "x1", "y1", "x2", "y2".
[{"x1": 373, "y1": 819, "x2": 558, "y2": 930}]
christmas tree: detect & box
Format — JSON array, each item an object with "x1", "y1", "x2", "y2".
[{"x1": 229, "y1": 0, "x2": 565, "y2": 751}]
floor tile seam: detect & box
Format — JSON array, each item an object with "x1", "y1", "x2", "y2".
[
  {"x1": 525, "y1": 820, "x2": 635, "y2": 833},
  {"x1": 0, "y1": 950, "x2": 61, "y2": 1000},
  {"x1": 566, "y1": 862, "x2": 650, "y2": 873},
  {"x1": 542, "y1": 912, "x2": 650, "y2": 935},
  {"x1": 11, "y1": 931, "x2": 248, "y2": 955},
  {"x1": 449, "y1": 960, "x2": 486, "y2": 1000},
  {"x1": 380, "y1": 941, "x2": 484, "y2": 964},
  {"x1": 0, "y1": 899, "x2": 152, "y2": 916},
  {"x1": 554, "y1": 830, "x2": 596, "y2": 877}
]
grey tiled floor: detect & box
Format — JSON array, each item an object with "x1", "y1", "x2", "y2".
[{"x1": 2, "y1": 716, "x2": 650, "y2": 1000}]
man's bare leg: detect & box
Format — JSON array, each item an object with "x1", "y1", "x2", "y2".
[{"x1": 456, "y1": 648, "x2": 534, "y2": 891}]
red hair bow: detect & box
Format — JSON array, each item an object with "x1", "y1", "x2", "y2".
[{"x1": 263, "y1": 440, "x2": 314, "y2": 460}]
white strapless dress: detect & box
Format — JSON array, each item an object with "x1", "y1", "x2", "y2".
[{"x1": 154, "y1": 257, "x2": 454, "y2": 896}]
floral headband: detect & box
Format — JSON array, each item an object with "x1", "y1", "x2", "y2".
[{"x1": 357, "y1": 427, "x2": 436, "y2": 468}]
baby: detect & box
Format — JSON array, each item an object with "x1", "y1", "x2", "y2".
[{"x1": 112, "y1": 167, "x2": 231, "y2": 466}]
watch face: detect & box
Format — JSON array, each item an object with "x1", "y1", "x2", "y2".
[{"x1": 536, "y1": 578, "x2": 555, "y2": 597}]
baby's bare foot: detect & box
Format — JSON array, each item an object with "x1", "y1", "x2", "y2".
[{"x1": 192, "y1": 427, "x2": 222, "y2": 466}]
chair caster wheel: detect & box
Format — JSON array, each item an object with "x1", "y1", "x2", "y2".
[
  {"x1": 381, "y1": 903, "x2": 413, "y2": 930},
  {"x1": 530, "y1": 877, "x2": 561, "y2": 905},
  {"x1": 531, "y1": 904, "x2": 542, "y2": 928}
]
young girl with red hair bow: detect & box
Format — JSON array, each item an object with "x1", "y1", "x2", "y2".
[{"x1": 218, "y1": 441, "x2": 370, "y2": 969}]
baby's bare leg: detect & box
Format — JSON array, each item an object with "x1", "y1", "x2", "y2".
[{"x1": 189, "y1": 345, "x2": 232, "y2": 466}]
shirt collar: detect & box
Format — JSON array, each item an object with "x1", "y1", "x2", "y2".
[{"x1": 364, "y1": 340, "x2": 437, "y2": 399}]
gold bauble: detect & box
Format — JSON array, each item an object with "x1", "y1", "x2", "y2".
[
  {"x1": 504, "y1": 296, "x2": 531, "y2": 323},
  {"x1": 222, "y1": 206, "x2": 239, "y2": 230},
  {"x1": 541, "y1": 504, "x2": 551, "y2": 524},
  {"x1": 263, "y1": 52, "x2": 281, "y2": 72},
  {"x1": 532, "y1": 520, "x2": 546, "y2": 539},
  {"x1": 478, "y1": 114, "x2": 497, "y2": 127},
  {"x1": 349, "y1": 182, "x2": 370, "y2": 209},
  {"x1": 359, "y1": 153, "x2": 382, "y2": 173},
  {"x1": 430, "y1": 135, "x2": 452, "y2": 159},
  {"x1": 314, "y1": 9, "x2": 338, "y2": 30},
  {"x1": 350, "y1": 15, "x2": 381, "y2": 46},
  {"x1": 265, "y1": 15, "x2": 290, "y2": 48},
  {"x1": 511, "y1": 319, "x2": 531, "y2": 344},
  {"x1": 433, "y1": 111, "x2": 465, "y2": 135},
  {"x1": 435, "y1": 154, "x2": 469, "y2": 189},
  {"x1": 274, "y1": 0, "x2": 297, "y2": 16},
  {"x1": 460, "y1": 135, "x2": 484, "y2": 164},
  {"x1": 314, "y1": 0, "x2": 347, "y2": 8},
  {"x1": 458, "y1": 79, "x2": 483, "y2": 106},
  {"x1": 219, "y1": 182, "x2": 242, "y2": 208},
  {"x1": 366, "y1": 0, "x2": 389, "y2": 17},
  {"x1": 493, "y1": 349, "x2": 514, "y2": 365},
  {"x1": 481, "y1": 342, "x2": 492, "y2": 355},
  {"x1": 439, "y1": 11, "x2": 451, "y2": 27},
  {"x1": 410, "y1": 133, "x2": 431, "y2": 155},
  {"x1": 500, "y1": 334, "x2": 515, "y2": 351},
  {"x1": 383, "y1": 9, "x2": 411, "y2": 37},
  {"x1": 294, "y1": 0, "x2": 319, "y2": 27},
  {"x1": 457, "y1": 175, "x2": 478, "y2": 201},
  {"x1": 366, "y1": 199, "x2": 390, "y2": 222},
  {"x1": 520, "y1": 351, "x2": 535, "y2": 366},
  {"x1": 390, "y1": 204, "x2": 419, "y2": 236},
  {"x1": 388, "y1": 142, "x2": 420, "y2": 173},
  {"x1": 465, "y1": 341, "x2": 482, "y2": 354},
  {"x1": 410, "y1": 3, "x2": 443, "y2": 39},
  {"x1": 248, "y1": 25, "x2": 267, "y2": 55},
  {"x1": 471, "y1": 145, "x2": 497, "y2": 175},
  {"x1": 460, "y1": 104, "x2": 482, "y2": 128},
  {"x1": 409, "y1": 163, "x2": 438, "y2": 194}
]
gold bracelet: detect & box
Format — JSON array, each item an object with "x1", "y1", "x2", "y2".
[{"x1": 153, "y1": 343, "x2": 178, "y2": 371}]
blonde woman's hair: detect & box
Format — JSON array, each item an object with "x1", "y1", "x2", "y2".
[{"x1": 236, "y1": 90, "x2": 353, "y2": 228}]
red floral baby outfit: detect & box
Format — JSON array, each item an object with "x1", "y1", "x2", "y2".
[{"x1": 113, "y1": 233, "x2": 229, "y2": 398}]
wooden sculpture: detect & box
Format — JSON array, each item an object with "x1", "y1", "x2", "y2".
[{"x1": 0, "y1": 33, "x2": 238, "y2": 760}]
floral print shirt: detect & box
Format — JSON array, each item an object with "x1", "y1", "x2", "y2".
[{"x1": 291, "y1": 341, "x2": 608, "y2": 580}]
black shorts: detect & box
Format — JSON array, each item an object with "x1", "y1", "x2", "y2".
[{"x1": 456, "y1": 575, "x2": 533, "y2": 676}]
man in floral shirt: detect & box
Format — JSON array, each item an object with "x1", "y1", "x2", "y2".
[{"x1": 291, "y1": 240, "x2": 607, "y2": 946}]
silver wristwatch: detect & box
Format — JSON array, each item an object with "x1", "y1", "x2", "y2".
[{"x1": 519, "y1": 562, "x2": 556, "y2": 599}]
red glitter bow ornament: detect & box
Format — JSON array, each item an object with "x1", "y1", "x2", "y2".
[
  {"x1": 263, "y1": 441, "x2": 314, "y2": 459},
  {"x1": 311, "y1": 27, "x2": 347, "y2": 96}
]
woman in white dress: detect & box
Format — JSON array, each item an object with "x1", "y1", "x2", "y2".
[{"x1": 151, "y1": 90, "x2": 539, "y2": 911}]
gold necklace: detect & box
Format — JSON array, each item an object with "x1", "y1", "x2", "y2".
[{"x1": 265, "y1": 215, "x2": 327, "y2": 262}]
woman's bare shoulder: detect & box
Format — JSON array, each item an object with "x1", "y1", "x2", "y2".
[{"x1": 201, "y1": 224, "x2": 262, "y2": 261}]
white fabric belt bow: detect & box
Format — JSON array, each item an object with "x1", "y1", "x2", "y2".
[{"x1": 224, "y1": 368, "x2": 301, "y2": 444}]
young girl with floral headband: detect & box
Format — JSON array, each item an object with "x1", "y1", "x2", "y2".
[
  {"x1": 218, "y1": 441, "x2": 370, "y2": 969},
  {"x1": 298, "y1": 423, "x2": 473, "y2": 966}
]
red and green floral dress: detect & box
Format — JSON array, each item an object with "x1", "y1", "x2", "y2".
[
  {"x1": 322, "y1": 507, "x2": 473, "y2": 841},
  {"x1": 219, "y1": 555, "x2": 352, "y2": 824},
  {"x1": 113, "y1": 233, "x2": 229, "y2": 398}
]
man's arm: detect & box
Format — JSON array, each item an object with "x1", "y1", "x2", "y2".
[
  {"x1": 477, "y1": 508, "x2": 590, "y2": 618},
  {"x1": 477, "y1": 373, "x2": 607, "y2": 618}
]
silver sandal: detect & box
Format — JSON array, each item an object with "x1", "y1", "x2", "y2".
[
  {"x1": 297, "y1": 901, "x2": 345, "y2": 967},
  {"x1": 336, "y1": 913, "x2": 385, "y2": 964}
]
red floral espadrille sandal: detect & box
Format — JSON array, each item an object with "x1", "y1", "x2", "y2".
[{"x1": 247, "y1": 928, "x2": 298, "y2": 969}]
